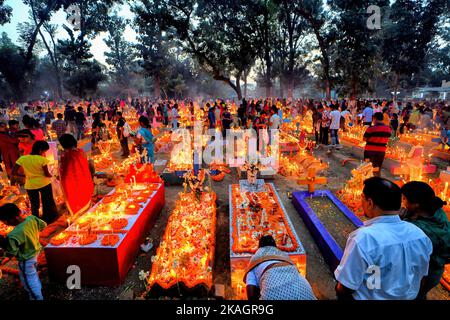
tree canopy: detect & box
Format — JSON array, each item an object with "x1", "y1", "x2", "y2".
[{"x1": 0, "y1": 0, "x2": 449, "y2": 101}]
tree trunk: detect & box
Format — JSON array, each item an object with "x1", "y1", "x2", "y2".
[
  {"x1": 154, "y1": 73, "x2": 161, "y2": 99},
  {"x1": 214, "y1": 74, "x2": 242, "y2": 100},
  {"x1": 350, "y1": 79, "x2": 357, "y2": 100},
  {"x1": 279, "y1": 78, "x2": 284, "y2": 98},
  {"x1": 324, "y1": 76, "x2": 331, "y2": 101},
  {"x1": 288, "y1": 78, "x2": 294, "y2": 100},
  {"x1": 303, "y1": 14, "x2": 332, "y2": 101},
  {"x1": 235, "y1": 75, "x2": 242, "y2": 101},
  {"x1": 393, "y1": 72, "x2": 399, "y2": 102},
  {"x1": 55, "y1": 70, "x2": 63, "y2": 100},
  {"x1": 244, "y1": 74, "x2": 248, "y2": 99}
]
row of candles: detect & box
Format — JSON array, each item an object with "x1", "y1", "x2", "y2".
[
  {"x1": 51, "y1": 182, "x2": 159, "y2": 247},
  {"x1": 147, "y1": 191, "x2": 217, "y2": 290}
]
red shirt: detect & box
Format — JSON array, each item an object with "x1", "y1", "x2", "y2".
[
  {"x1": 19, "y1": 142, "x2": 34, "y2": 155},
  {"x1": 364, "y1": 123, "x2": 392, "y2": 153}
]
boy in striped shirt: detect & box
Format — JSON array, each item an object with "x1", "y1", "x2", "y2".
[{"x1": 363, "y1": 113, "x2": 392, "y2": 177}]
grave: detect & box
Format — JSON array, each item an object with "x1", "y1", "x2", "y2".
[{"x1": 292, "y1": 190, "x2": 363, "y2": 272}]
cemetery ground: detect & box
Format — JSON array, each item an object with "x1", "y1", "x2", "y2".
[{"x1": 0, "y1": 144, "x2": 449, "y2": 301}]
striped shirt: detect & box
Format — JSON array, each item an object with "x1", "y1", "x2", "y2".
[
  {"x1": 51, "y1": 120, "x2": 67, "y2": 139},
  {"x1": 363, "y1": 123, "x2": 392, "y2": 153}
]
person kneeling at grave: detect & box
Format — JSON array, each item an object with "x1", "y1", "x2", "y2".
[
  {"x1": 335, "y1": 177, "x2": 433, "y2": 300},
  {"x1": 0, "y1": 203, "x2": 46, "y2": 300},
  {"x1": 244, "y1": 235, "x2": 316, "y2": 300}
]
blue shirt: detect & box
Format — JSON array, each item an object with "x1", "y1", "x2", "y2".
[
  {"x1": 362, "y1": 107, "x2": 374, "y2": 123},
  {"x1": 335, "y1": 215, "x2": 432, "y2": 300},
  {"x1": 137, "y1": 128, "x2": 154, "y2": 150}
]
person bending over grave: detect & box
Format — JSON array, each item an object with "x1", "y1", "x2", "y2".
[
  {"x1": 244, "y1": 235, "x2": 316, "y2": 301},
  {"x1": 400, "y1": 181, "x2": 450, "y2": 300},
  {"x1": 335, "y1": 177, "x2": 433, "y2": 300},
  {"x1": 0, "y1": 203, "x2": 46, "y2": 300}
]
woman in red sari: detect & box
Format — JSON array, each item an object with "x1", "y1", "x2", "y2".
[{"x1": 58, "y1": 134, "x2": 94, "y2": 216}]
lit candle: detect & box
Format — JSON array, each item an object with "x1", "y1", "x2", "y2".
[{"x1": 444, "y1": 182, "x2": 448, "y2": 201}]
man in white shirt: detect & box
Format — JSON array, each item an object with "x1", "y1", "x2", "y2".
[
  {"x1": 268, "y1": 106, "x2": 281, "y2": 145},
  {"x1": 335, "y1": 177, "x2": 433, "y2": 300},
  {"x1": 171, "y1": 105, "x2": 179, "y2": 129},
  {"x1": 329, "y1": 104, "x2": 342, "y2": 149}
]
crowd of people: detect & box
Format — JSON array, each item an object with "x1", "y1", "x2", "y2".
[{"x1": 0, "y1": 96, "x2": 448, "y2": 301}]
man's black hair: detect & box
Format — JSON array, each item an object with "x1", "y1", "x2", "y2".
[
  {"x1": 59, "y1": 134, "x2": 78, "y2": 149},
  {"x1": 57, "y1": 113, "x2": 63, "y2": 119},
  {"x1": 259, "y1": 235, "x2": 277, "y2": 248},
  {"x1": 0, "y1": 203, "x2": 21, "y2": 223},
  {"x1": 16, "y1": 129, "x2": 35, "y2": 139},
  {"x1": 139, "y1": 116, "x2": 150, "y2": 128},
  {"x1": 8, "y1": 120, "x2": 19, "y2": 126},
  {"x1": 374, "y1": 112, "x2": 384, "y2": 122},
  {"x1": 363, "y1": 177, "x2": 401, "y2": 211}
]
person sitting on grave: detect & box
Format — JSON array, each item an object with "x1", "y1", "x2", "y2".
[
  {"x1": 335, "y1": 177, "x2": 433, "y2": 300},
  {"x1": 244, "y1": 235, "x2": 316, "y2": 301},
  {"x1": 0, "y1": 203, "x2": 46, "y2": 300},
  {"x1": 400, "y1": 181, "x2": 450, "y2": 300}
]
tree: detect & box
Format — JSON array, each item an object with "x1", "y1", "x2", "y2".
[
  {"x1": 328, "y1": 0, "x2": 389, "y2": 98},
  {"x1": 148, "y1": 0, "x2": 261, "y2": 100},
  {"x1": 0, "y1": 33, "x2": 33, "y2": 101},
  {"x1": 58, "y1": 26, "x2": 105, "y2": 97},
  {"x1": 382, "y1": 0, "x2": 450, "y2": 99},
  {"x1": 60, "y1": 0, "x2": 123, "y2": 41},
  {"x1": 273, "y1": 0, "x2": 309, "y2": 98},
  {"x1": 104, "y1": 13, "x2": 139, "y2": 94},
  {"x1": 0, "y1": 0, "x2": 12, "y2": 25},
  {"x1": 133, "y1": 0, "x2": 171, "y2": 99},
  {"x1": 295, "y1": 0, "x2": 335, "y2": 100},
  {"x1": 38, "y1": 23, "x2": 63, "y2": 99},
  {"x1": 248, "y1": 0, "x2": 278, "y2": 97}
]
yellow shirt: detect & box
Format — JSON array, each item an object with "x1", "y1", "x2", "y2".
[{"x1": 16, "y1": 155, "x2": 51, "y2": 190}]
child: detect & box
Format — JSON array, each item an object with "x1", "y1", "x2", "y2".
[
  {"x1": 12, "y1": 141, "x2": 59, "y2": 223},
  {"x1": 16, "y1": 129, "x2": 36, "y2": 156},
  {"x1": 0, "y1": 203, "x2": 46, "y2": 300},
  {"x1": 390, "y1": 113, "x2": 399, "y2": 137}
]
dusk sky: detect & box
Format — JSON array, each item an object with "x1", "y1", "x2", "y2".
[{"x1": 0, "y1": 0, "x2": 137, "y2": 65}]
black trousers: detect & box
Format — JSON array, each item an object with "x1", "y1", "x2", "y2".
[
  {"x1": 364, "y1": 150, "x2": 386, "y2": 177},
  {"x1": 120, "y1": 138, "x2": 130, "y2": 156},
  {"x1": 321, "y1": 127, "x2": 329, "y2": 145},
  {"x1": 27, "y1": 184, "x2": 59, "y2": 224}
]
